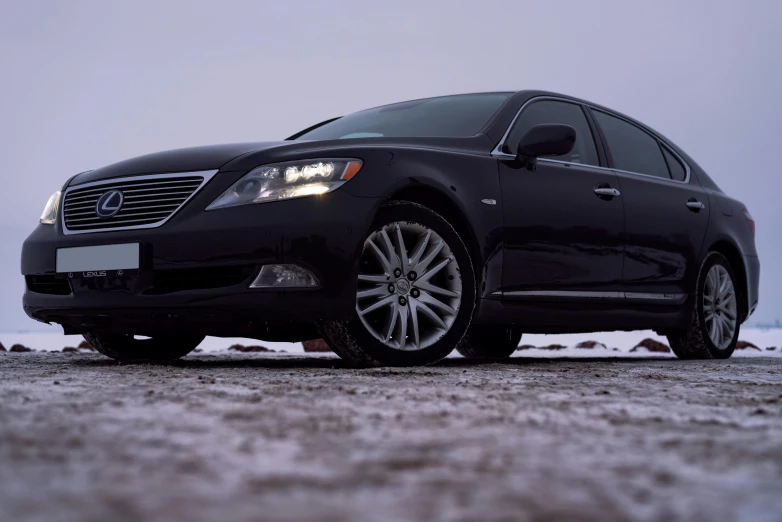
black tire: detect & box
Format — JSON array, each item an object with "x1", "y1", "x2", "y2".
[
  {"x1": 83, "y1": 332, "x2": 205, "y2": 362},
  {"x1": 667, "y1": 252, "x2": 740, "y2": 360},
  {"x1": 456, "y1": 326, "x2": 522, "y2": 359},
  {"x1": 319, "y1": 201, "x2": 476, "y2": 367}
]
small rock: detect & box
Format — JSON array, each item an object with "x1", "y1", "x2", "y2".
[
  {"x1": 576, "y1": 340, "x2": 605, "y2": 349},
  {"x1": 540, "y1": 344, "x2": 567, "y2": 350},
  {"x1": 9, "y1": 344, "x2": 33, "y2": 352},
  {"x1": 302, "y1": 339, "x2": 331, "y2": 352},
  {"x1": 595, "y1": 390, "x2": 611, "y2": 395},
  {"x1": 736, "y1": 341, "x2": 761, "y2": 351},
  {"x1": 228, "y1": 344, "x2": 273, "y2": 353},
  {"x1": 752, "y1": 408, "x2": 767, "y2": 415},
  {"x1": 766, "y1": 347, "x2": 777, "y2": 351},
  {"x1": 515, "y1": 344, "x2": 536, "y2": 351},
  {"x1": 62, "y1": 347, "x2": 79, "y2": 353},
  {"x1": 630, "y1": 339, "x2": 671, "y2": 353},
  {"x1": 78, "y1": 340, "x2": 94, "y2": 350},
  {"x1": 53, "y1": 381, "x2": 60, "y2": 385}
]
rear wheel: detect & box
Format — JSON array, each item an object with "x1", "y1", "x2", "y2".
[
  {"x1": 319, "y1": 201, "x2": 475, "y2": 367},
  {"x1": 667, "y1": 252, "x2": 740, "y2": 359},
  {"x1": 83, "y1": 332, "x2": 204, "y2": 362},
  {"x1": 456, "y1": 326, "x2": 522, "y2": 359}
]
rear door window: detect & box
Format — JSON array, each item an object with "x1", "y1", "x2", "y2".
[
  {"x1": 592, "y1": 110, "x2": 670, "y2": 179},
  {"x1": 662, "y1": 147, "x2": 687, "y2": 181}
]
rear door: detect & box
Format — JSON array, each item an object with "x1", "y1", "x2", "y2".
[
  {"x1": 497, "y1": 99, "x2": 625, "y2": 298},
  {"x1": 589, "y1": 109, "x2": 710, "y2": 300}
]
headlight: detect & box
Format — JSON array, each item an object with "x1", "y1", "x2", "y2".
[
  {"x1": 39, "y1": 190, "x2": 62, "y2": 225},
  {"x1": 206, "y1": 158, "x2": 362, "y2": 210}
]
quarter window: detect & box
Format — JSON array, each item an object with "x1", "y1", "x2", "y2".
[
  {"x1": 593, "y1": 111, "x2": 670, "y2": 179},
  {"x1": 504, "y1": 101, "x2": 599, "y2": 166},
  {"x1": 662, "y1": 147, "x2": 687, "y2": 181}
]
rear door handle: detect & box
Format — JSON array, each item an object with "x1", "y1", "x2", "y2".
[
  {"x1": 594, "y1": 187, "x2": 621, "y2": 198},
  {"x1": 686, "y1": 199, "x2": 705, "y2": 212}
]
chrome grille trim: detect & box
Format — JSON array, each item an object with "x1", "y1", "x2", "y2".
[{"x1": 61, "y1": 170, "x2": 219, "y2": 235}]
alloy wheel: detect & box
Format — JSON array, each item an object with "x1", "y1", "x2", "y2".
[
  {"x1": 703, "y1": 264, "x2": 737, "y2": 350},
  {"x1": 356, "y1": 221, "x2": 463, "y2": 351}
]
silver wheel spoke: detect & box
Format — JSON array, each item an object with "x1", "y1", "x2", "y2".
[
  {"x1": 394, "y1": 223, "x2": 409, "y2": 274},
  {"x1": 414, "y1": 298, "x2": 448, "y2": 330},
  {"x1": 356, "y1": 221, "x2": 462, "y2": 352},
  {"x1": 708, "y1": 269, "x2": 718, "y2": 295},
  {"x1": 703, "y1": 264, "x2": 737, "y2": 350},
  {"x1": 379, "y1": 228, "x2": 401, "y2": 271},
  {"x1": 358, "y1": 273, "x2": 391, "y2": 283},
  {"x1": 417, "y1": 291, "x2": 456, "y2": 315},
  {"x1": 412, "y1": 239, "x2": 444, "y2": 275},
  {"x1": 382, "y1": 302, "x2": 399, "y2": 343},
  {"x1": 409, "y1": 301, "x2": 421, "y2": 350},
  {"x1": 357, "y1": 285, "x2": 390, "y2": 300},
  {"x1": 397, "y1": 304, "x2": 408, "y2": 349},
  {"x1": 367, "y1": 239, "x2": 394, "y2": 275},
  {"x1": 710, "y1": 317, "x2": 720, "y2": 346},
  {"x1": 414, "y1": 280, "x2": 460, "y2": 298},
  {"x1": 415, "y1": 255, "x2": 453, "y2": 283},
  {"x1": 719, "y1": 304, "x2": 736, "y2": 320},
  {"x1": 408, "y1": 230, "x2": 431, "y2": 268},
  {"x1": 358, "y1": 295, "x2": 396, "y2": 316}
]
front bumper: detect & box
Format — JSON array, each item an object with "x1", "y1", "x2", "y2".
[{"x1": 21, "y1": 179, "x2": 382, "y2": 337}]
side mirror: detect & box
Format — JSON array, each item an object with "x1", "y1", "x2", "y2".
[{"x1": 517, "y1": 124, "x2": 576, "y2": 159}]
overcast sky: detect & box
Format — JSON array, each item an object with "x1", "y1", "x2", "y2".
[{"x1": 1, "y1": 0, "x2": 780, "y2": 332}]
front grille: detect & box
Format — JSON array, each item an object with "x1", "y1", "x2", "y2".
[
  {"x1": 26, "y1": 275, "x2": 72, "y2": 295},
  {"x1": 63, "y1": 175, "x2": 205, "y2": 232}
]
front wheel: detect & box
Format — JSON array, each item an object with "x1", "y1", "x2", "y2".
[
  {"x1": 667, "y1": 252, "x2": 740, "y2": 359},
  {"x1": 83, "y1": 332, "x2": 205, "y2": 362},
  {"x1": 319, "y1": 201, "x2": 476, "y2": 367}
]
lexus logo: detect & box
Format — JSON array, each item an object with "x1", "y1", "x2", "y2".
[{"x1": 95, "y1": 190, "x2": 124, "y2": 218}]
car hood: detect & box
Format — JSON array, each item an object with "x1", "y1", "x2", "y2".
[{"x1": 68, "y1": 142, "x2": 288, "y2": 186}]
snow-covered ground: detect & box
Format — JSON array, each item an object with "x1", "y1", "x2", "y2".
[
  {"x1": 2, "y1": 328, "x2": 780, "y2": 357},
  {"x1": 1, "y1": 351, "x2": 780, "y2": 522}
]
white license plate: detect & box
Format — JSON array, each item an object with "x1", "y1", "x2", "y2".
[{"x1": 56, "y1": 243, "x2": 140, "y2": 273}]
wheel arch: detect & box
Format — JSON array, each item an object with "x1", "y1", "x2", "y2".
[
  {"x1": 388, "y1": 185, "x2": 482, "y2": 284},
  {"x1": 707, "y1": 240, "x2": 749, "y2": 322}
]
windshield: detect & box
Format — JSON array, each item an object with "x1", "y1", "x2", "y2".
[{"x1": 293, "y1": 93, "x2": 511, "y2": 140}]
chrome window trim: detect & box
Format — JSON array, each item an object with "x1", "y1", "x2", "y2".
[
  {"x1": 536, "y1": 158, "x2": 613, "y2": 173},
  {"x1": 491, "y1": 96, "x2": 692, "y2": 185},
  {"x1": 61, "y1": 170, "x2": 219, "y2": 235}
]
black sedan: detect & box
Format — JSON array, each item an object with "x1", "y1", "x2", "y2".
[{"x1": 22, "y1": 91, "x2": 760, "y2": 366}]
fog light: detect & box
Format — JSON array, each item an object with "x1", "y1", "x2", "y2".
[{"x1": 250, "y1": 264, "x2": 319, "y2": 289}]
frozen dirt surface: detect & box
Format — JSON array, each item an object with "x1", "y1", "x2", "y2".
[{"x1": 1, "y1": 352, "x2": 781, "y2": 522}]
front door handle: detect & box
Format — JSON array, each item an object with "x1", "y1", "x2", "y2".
[
  {"x1": 594, "y1": 187, "x2": 621, "y2": 198},
  {"x1": 686, "y1": 199, "x2": 705, "y2": 212}
]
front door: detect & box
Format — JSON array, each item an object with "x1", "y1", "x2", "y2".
[{"x1": 498, "y1": 99, "x2": 625, "y2": 297}]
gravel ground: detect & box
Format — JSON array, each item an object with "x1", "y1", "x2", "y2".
[{"x1": 1, "y1": 351, "x2": 781, "y2": 522}]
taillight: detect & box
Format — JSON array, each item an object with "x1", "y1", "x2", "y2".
[{"x1": 744, "y1": 210, "x2": 755, "y2": 237}]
